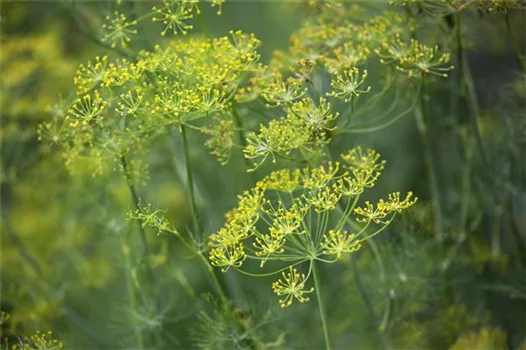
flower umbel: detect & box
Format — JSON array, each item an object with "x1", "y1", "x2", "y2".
[
  {"x1": 321, "y1": 230, "x2": 362, "y2": 259},
  {"x1": 327, "y1": 67, "x2": 371, "y2": 102},
  {"x1": 210, "y1": 146, "x2": 417, "y2": 307},
  {"x1": 272, "y1": 267, "x2": 314, "y2": 308},
  {"x1": 101, "y1": 11, "x2": 138, "y2": 49}
]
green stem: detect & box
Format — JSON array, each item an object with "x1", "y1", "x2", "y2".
[
  {"x1": 504, "y1": 12, "x2": 526, "y2": 71},
  {"x1": 122, "y1": 241, "x2": 146, "y2": 349},
  {"x1": 196, "y1": 10, "x2": 210, "y2": 37},
  {"x1": 456, "y1": 13, "x2": 488, "y2": 167},
  {"x1": 169, "y1": 219, "x2": 266, "y2": 350},
  {"x1": 180, "y1": 124, "x2": 201, "y2": 239},
  {"x1": 232, "y1": 104, "x2": 257, "y2": 183},
  {"x1": 413, "y1": 81, "x2": 444, "y2": 242},
  {"x1": 336, "y1": 81, "x2": 421, "y2": 134},
  {"x1": 199, "y1": 253, "x2": 228, "y2": 303},
  {"x1": 312, "y1": 260, "x2": 332, "y2": 350},
  {"x1": 120, "y1": 156, "x2": 153, "y2": 279},
  {"x1": 120, "y1": 156, "x2": 159, "y2": 347},
  {"x1": 350, "y1": 253, "x2": 376, "y2": 320}
]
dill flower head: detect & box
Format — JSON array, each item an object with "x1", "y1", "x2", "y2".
[
  {"x1": 101, "y1": 11, "x2": 138, "y2": 49},
  {"x1": 243, "y1": 98, "x2": 339, "y2": 171},
  {"x1": 204, "y1": 118, "x2": 236, "y2": 165},
  {"x1": 152, "y1": 0, "x2": 197, "y2": 36},
  {"x1": 327, "y1": 67, "x2": 371, "y2": 102},
  {"x1": 66, "y1": 91, "x2": 106, "y2": 127},
  {"x1": 289, "y1": 97, "x2": 339, "y2": 138},
  {"x1": 13, "y1": 331, "x2": 63, "y2": 350},
  {"x1": 378, "y1": 36, "x2": 454, "y2": 77},
  {"x1": 271, "y1": 267, "x2": 314, "y2": 308},
  {"x1": 265, "y1": 168, "x2": 302, "y2": 193},
  {"x1": 128, "y1": 203, "x2": 176, "y2": 236},
  {"x1": 342, "y1": 146, "x2": 386, "y2": 173},
  {"x1": 209, "y1": 243, "x2": 247, "y2": 272},
  {"x1": 320, "y1": 230, "x2": 361, "y2": 260},
  {"x1": 73, "y1": 56, "x2": 109, "y2": 94},
  {"x1": 210, "y1": 146, "x2": 417, "y2": 307},
  {"x1": 261, "y1": 72, "x2": 307, "y2": 107},
  {"x1": 45, "y1": 20, "x2": 262, "y2": 177}
]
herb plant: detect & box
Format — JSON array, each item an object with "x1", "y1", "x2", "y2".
[{"x1": 2, "y1": 1, "x2": 525, "y2": 349}]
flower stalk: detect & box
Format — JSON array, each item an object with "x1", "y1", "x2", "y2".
[
  {"x1": 312, "y1": 260, "x2": 332, "y2": 350},
  {"x1": 180, "y1": 124, "x2": 201, "y2": 240}
]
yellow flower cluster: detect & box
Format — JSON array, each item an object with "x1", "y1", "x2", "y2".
[
  {"x1": 327, "y1": 67, "x2": 371, "y2": 102},
  {"x1": 209, "y1": 183, "x2": 266, "y2": 271},
  {"x1": 354, "y1": 192, "x2": 417, "y2": 224},
  {"x1": 101, "y1": 11, "x2": 138, "y2": 48},
  {"x1": 234, "y1": 5, "x2": 452, "y2": 172},
  {"x1": 12, "y1": 331, "x2": 63, "y2": 350},
  {"x1": 128, "y1": 203, "x2": 176, "y2": 236},
  {"x1": 265, "y1": 168, "x2": 302, "y2": 193},
  {"x1": 320, "y1": 230, "x2": 361, "y2": 259},
  {"x1": 244, "y1": 97, "x2": 339, "y2": 170},
  {"x1": 73, "y1": 56, "x2": 143, "y2": 95},
  {"x1": 268, "y1": 7, "x2": 408, "y2": 77},
  {"x1": 204, "y1": 119, "x2": 236, "y2": 165},
  {"x1": 376, "y1": 36, "x2": 454, "y2": 77},
  {"x1": 66, "y1": 91, "x2": 107, "y2": 127},
  {"x1": 209, "y1": 147, "x2": 417, "y2": 307},
  {"x1": 152, "y1": 0, "x2": 199, "y2": 36},
  {"x1": 139, "y1": 32, "x2": 260, "y2": 123},
  {"x1": 48, "y1": 27, "x2": 261, "y2": 176},
  {"x1": 259, "y1": 70, "x2": 307, "y2": 107},
  {"x1": 271, "y1": 267, "x2": 314, "y2": 308}
]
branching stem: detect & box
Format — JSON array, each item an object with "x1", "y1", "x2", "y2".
[{"x1": 120, "y1": 156, "x2": 153, "y2": 279}]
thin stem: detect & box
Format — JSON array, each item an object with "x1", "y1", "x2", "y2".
[
  {"x1": 504, "y1": 12, "x2": 526, "y2": 71},
  {"x1": 180, "y1": 124, "x2": 201, "y2": 239},
  {"x1": 413, "y1": 81, "x2": 444, "y2": 242},
  {"x1": 199, "y1": 253, "x2": 228, "y2": 303},
  {"x1": 196, "y1": 10, "x2": 210, "y2": 38},
  {"x1": 358, "y1": 216, "x2": 395, "y2": 242},
  {"x1": 456, "y1": 13, "x2": 489, "y2": 167},
  {"x1": 336, "y1": 81, "x2": 422, "y2": 134},
  {"x1": 232, "y1": 104, "x2": 257, "y2": 182},
  {"x1": 167, "y1": 229, "x2": 231, "y2": 304},
  {"x1": 120, "y1": 156, "x2": 153, "y2": 279},
  {"x1": 350, "y1": 252, "x2": 377, "y2": 322},
  {"x1": 312, "y1": 260, "x2": 332, "y2": 350},
  {"x1": 235, "y1": 260, "x2": 307, "y2": 277},
  {"x1": 167, "y1": 228, "x2": 266, "y2": 350},
  {"x1": 122, "y1": 239, "x2": 146, "y2": 349},
  {"x1": 339, "y1": 203, "x2": 391, "y2": 348}
]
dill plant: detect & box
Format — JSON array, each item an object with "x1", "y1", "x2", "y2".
[
  {"x1": 41, "y1": 1, "x2": 429, "y2": 346},
  {"x1": 3, "y1": 0, "x2": 525, "y2": 349}
]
